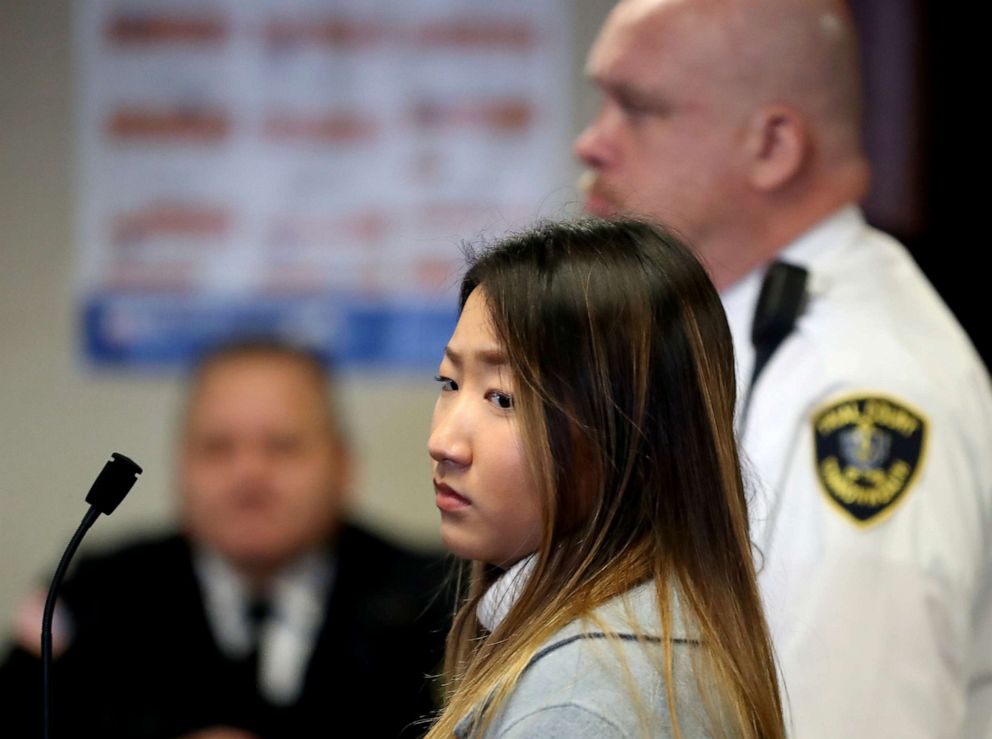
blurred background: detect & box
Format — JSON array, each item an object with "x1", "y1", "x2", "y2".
[{"x1": 0, "y1": 0, "x2": 980, "y2": 626}]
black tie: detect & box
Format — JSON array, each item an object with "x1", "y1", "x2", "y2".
[
  {"x1": 243, "y1": 595, "x2": 271, "y2": 690},
  {"x1": 740, "y1": 261, "x2": 809, "y2": 430}
]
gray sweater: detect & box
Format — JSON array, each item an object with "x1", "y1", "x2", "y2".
[{"x1": 454, "y1": 582, "x2": 714, "y2": 738}]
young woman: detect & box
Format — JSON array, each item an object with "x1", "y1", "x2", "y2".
[{"x1": 426, "y1": 219, "x2": 783, "y2": 738}]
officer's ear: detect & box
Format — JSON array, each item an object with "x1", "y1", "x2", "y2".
[{"x1": 743, "y1": 104, "x2": 807, "y2": 192}]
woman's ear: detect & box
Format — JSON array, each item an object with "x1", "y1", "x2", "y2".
[{"x1": 743, "y1": 105, "x2": 807, "y2": 191}]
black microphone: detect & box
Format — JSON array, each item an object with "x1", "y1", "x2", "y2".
[{"x1": 42, "y1": 452, "x2": 142, "y2": 739}]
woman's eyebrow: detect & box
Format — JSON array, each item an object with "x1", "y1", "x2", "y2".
[
  {"x1": 443, "y1": 345, "x2": 508, "y2": 367},
  {"x1": 477, "y1": 348, "x2": 508, "y2": 366}
]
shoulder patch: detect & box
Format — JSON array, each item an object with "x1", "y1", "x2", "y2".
[{"x1": 812, "y1": 394, "x2": 928, "y2": 526}]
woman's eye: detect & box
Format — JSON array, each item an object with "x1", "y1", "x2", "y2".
[
  {"x1": 434, "y1": 375, "x2": 458, "y2": 392},
  {"x1": 486, "y1": 390, "x2": 514, "y2": 410}
]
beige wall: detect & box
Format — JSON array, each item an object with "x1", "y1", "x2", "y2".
[{"x1": 0, "y1": 2, "x2": 614, "y2": 627}]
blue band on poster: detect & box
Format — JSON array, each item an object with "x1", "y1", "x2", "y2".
[{"x1": 82, "y1": 293, "x2": 458, "y2": 370}]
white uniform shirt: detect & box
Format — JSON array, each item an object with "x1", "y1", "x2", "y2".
[{"x1": 722, "y1": 207, "x2": 992, "y2": 738}]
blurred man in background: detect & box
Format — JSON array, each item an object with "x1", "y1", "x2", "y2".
[
  {"x1": 576, "y1": 0, "x2": 992, "y2": 735},
  {"x1": 0, "y1": 340, "x2": 448, "y2": 738}
]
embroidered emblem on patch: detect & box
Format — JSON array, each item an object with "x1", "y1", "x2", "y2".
[{"x1": 812, "y1": 395, "x2": 927, "y2": 525}]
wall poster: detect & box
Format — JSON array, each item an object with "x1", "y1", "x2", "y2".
[{"x1": 75, "y1": 0, "x2": 572, "y2": 368}]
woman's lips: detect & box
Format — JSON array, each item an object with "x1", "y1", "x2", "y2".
[{"x1": 434, "y1": 481, "x2": 471, "y2": 512}]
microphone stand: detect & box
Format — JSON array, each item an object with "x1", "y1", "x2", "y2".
[{"x1": 41, "y1": 452, "x2": 142, "y2": 739}]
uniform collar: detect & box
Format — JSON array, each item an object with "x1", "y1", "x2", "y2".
[
  {"x1": 720, "y1": 205, "x2": 866, "y2": 424},
  {"x1": 778, "y1": 205, "x2": 865, "y2": 272},
  {"x1": 724, "y1": 205, "x2": 865, "y2": 303}
]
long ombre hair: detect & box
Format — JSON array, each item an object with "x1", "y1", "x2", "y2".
[{"x1": 426, "y1": 220, "x2": 783, "y2": 738}]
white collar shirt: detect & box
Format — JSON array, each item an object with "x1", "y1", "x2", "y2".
[{"x1": 194, "y1": 547, "x2": 334, "y2": 706}]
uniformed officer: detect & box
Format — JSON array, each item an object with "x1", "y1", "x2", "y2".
[{"x1": 575, "y1": 0, "x2": 992, "y2": 736}]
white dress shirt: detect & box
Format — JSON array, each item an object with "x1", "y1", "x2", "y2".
[{"x1": 194, "y1": 548, "x2": 334, "y2": 705}]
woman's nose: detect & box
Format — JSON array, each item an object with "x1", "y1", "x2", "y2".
[{"x1": 428, "y1": 400, "x2": 472, "y2": 469}]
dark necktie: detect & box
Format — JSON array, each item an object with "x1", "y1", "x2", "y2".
[
  {"x1": 243, "y1": 595, "x2": 271, "y2": 691},
  {"x1": 740, "y1": 260, "x2": 809, "y2": 429}
]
